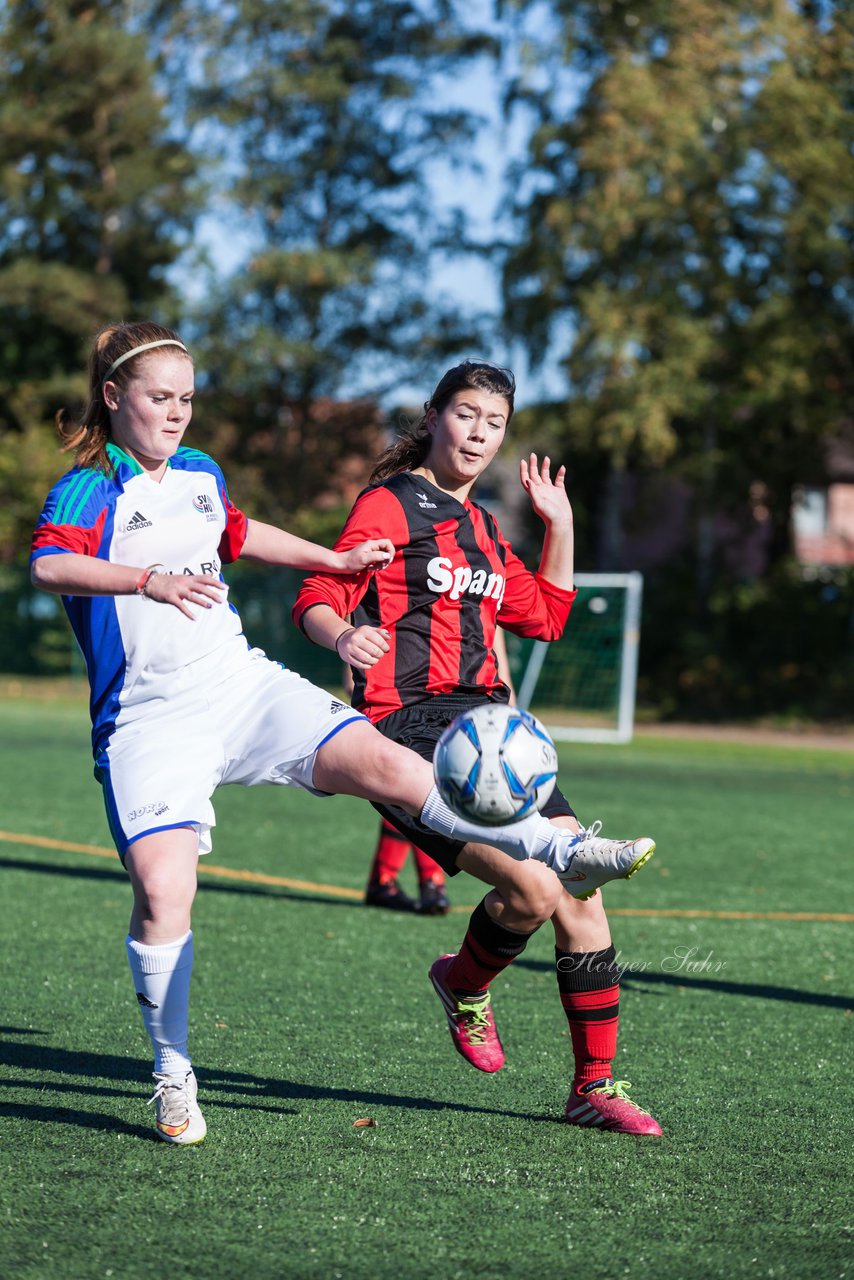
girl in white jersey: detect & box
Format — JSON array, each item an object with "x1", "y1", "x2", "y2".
[{"x1": 31, "y1": 322, "x2": 653, "y2": 1145}]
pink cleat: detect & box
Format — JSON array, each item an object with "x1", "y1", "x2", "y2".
[
  {"x1": 563, "y1": 1077, "x2": 662, "y2": 1136},
  {"x1": 429, "y1": 953, "x2": 505, "y2": 1073}
]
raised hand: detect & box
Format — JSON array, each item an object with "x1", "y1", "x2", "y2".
[{"x1": 520, "y1": 453, "x2": 572, "y2": 528}]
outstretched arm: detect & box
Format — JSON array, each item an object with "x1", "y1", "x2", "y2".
[
  {"x1": 241, "y1": 519, "x2": 393, "y2": 575},
  {"x1": 520, "y1": 453, "x2": 574, "y2": 592}
]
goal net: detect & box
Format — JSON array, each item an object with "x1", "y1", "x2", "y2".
[{"x1": 504, "y1": 572, "x2": 643, "y2": 744}]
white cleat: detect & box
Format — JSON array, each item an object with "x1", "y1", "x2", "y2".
[
  {"x1": 148, "y1": 1069, "x2": 207, "y2": 1145},
  {"x1": 542, "y1": 821, "x2": 655, "y2": 900}
]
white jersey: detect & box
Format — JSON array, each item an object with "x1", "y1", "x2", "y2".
[{"x1": 32, "y1": 442, "x2": 252, "y2": 749}]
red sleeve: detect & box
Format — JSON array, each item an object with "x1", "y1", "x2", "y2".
[
  {"x1": 217, "y1": 486, "x2": 249, "y2": 563},
  {"x1": 496, "y1": 538, "x2": 576, "y2": 640},
  {"x1": 31, "y1": 513, "x2": 106, "y2": 558},
  {"x1": 293, "y1": 487, "x2": 408, "y2": 629}
]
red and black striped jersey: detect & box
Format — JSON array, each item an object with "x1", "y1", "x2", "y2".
[{"x1": 293, "y1": 471, "x2": 576, "y2": 723}]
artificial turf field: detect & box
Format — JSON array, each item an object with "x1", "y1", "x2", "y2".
[{"x1": 0, "y1": 691, "x2": 851, "y2": 1280}]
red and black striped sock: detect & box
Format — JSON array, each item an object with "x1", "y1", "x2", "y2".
[
  {"x1": 367, "y1": 819, "x2": 410, "y2": 887},
  {"x1": 555, "y1": 945, "x2": 621, "y2": 1089},
  {"x1": 447, "y1": 899, "x2": 538, "y2": 999}
]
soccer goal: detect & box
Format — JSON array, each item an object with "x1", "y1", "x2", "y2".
[{"x1": 507, "y1": 572, "x2": 644, "y2": 745}]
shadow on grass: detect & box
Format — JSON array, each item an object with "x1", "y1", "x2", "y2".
[
  {"x1": 0, "y1": 854, "x2": 363, "y2": 909},
  {"x1": 0, "y1": 1035, "x2": 548, "y2": 1135},
  {"x1": 0, "y1": 1102, "x2": 154, "y2": 1141},
  {"x1": 515, "y1": 957, "x2": 853, "y2": 1010},
  {"x1": 621, "y1": 969, "x2": 853, "y2": 1010}
]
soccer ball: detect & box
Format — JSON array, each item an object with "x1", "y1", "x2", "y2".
[{"x1": 433, "y1": 702, "x2": 558, "y2": 826}]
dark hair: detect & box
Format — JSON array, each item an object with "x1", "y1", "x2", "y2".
[
  {"x1": 56, "y1": 321, "x2": 191, "y2": 473},
  {"x1": 370, "y1": 359, "x2": 516, "y2": 483}
]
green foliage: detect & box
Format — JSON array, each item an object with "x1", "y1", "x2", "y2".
[
  {"x1": 0, "y1": 0, "x2": 202, "y2": 559},
  {"x1": 504, "y1": 0, "x2": 854, "y2": 567},
  {"x1": 0, "y1": 423, "x2": 68, "y2": 563},
  {"x1": 0, "y1": 0, "x2": 199, "y2": 367},
  {"x1": 1, "y1": 1, "x2": 851, "y2": 724},
  {"x1": 0, "y1": 566, "x2": 77, "y2": 676},
  {"x1": 185, "y1": 0, "x2": 494, "y2": 516},
  {"x1": 640, "y1": 561, "x2": 854, "y2": 722}
]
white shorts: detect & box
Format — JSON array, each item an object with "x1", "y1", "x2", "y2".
[{"x1": 95, "y1": 648, "x2": 365, "y2": 859}]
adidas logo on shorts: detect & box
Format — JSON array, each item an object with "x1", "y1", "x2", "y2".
[
  {"x1": 329, "y1": 700, "x2": 346, "y2": 715},
  {"x1": 126, "y1": 511, "x2": 153, "y2": 531}
]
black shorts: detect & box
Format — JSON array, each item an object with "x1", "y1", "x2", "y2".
[{"x1": 372, "y1": 692, "x2": 576, "y2": 876}]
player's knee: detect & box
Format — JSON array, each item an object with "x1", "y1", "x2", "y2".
[
  {"x1": 131, "y1": 866, "x2": 194, "y2": 927},
  {"x1": 502, "y1": 861, "x2": 563, "y2": 927}
]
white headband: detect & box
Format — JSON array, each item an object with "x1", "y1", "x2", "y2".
[{"x1": 103, "y1": 339, "x2": 189, "y2": 382}]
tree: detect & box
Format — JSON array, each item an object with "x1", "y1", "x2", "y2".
[
  {"x1": 185, "y1": 0, "x2": 497, "y2": 524},
  {"x1": 502, "y1": 0, "x2": 854, "y2": 573},
  {"x1": 0, "y1": 0, "x2": 201, "y2": 559}
]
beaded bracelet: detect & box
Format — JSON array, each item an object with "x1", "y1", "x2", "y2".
[{"x1": 134, "y1": 564, "x2": 165, "y2": 598}]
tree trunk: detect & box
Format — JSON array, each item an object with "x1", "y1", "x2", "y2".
[{"x1": 597, "y1": 461, "x2": 624, "y2": 570}]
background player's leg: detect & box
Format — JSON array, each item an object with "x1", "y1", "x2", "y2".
[
  {"x1": 365, "y1": 818, "x2": 416, "y2": 912},
  {"x1": 412, "y1": 843, "x2": 449, "y2": 915}
]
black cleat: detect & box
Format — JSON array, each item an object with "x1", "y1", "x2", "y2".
[
  {"x1": 364, "y1": 878, "x2": 416, "y2": 912},
  {"x1": 418, "y1": 880, "x2": 450, "y2": 915}
]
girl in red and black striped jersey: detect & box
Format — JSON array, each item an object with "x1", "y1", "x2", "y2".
[{"x1": 294, "y1": 359, "x2": 661, "y2": 1135}]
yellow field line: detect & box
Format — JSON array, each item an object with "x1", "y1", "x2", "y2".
[
  {"x1": 1, "y1": 829, "x2": 852, "y2": 923},
  {"x1": 0, "y1": 829, "x2": 363, "y2": 901},
  {"x1": 594, "y1": 907, "x2": 854, "y2": 922}
]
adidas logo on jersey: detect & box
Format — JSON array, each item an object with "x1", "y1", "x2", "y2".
[
  {"x1": 125, "y1": 510, "x2": 153, "y2": 531},
  {"x1": 329, "y1": 700, "x2": 347, "y2": 715}
]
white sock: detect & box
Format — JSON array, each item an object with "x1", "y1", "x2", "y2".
[
  {"x1": 420, "y1": 785, "x2": 567, "y2": 863},
  {"x1": 126, "y1": 930, "x2": 194, "y2": 1076}
]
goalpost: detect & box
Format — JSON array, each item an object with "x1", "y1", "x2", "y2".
[{"x1": 508, "y1": 572, "x2": 644, "y2": 745}]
